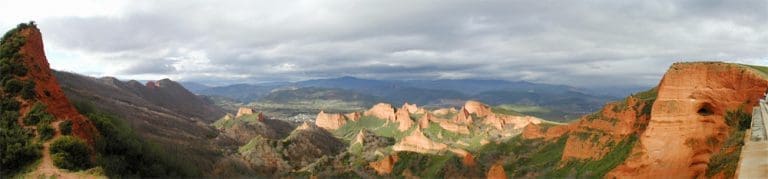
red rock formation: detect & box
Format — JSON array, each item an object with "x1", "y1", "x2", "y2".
[
  {"x1": 522, "y1": 123, "x2": 573, "y2": 140},
  {"x1": 315, "y1": 111, "x2": 347, "y2": 130},
  {"x1": 438, "y1": 120, "x2": 470, "y2": 134},
  {"x1": 370, "y1": 155, "x2": 398, "y2": 175},
  {"x1": 462, "y1": 153, "x2": 476, "y2": 167},
  {"x1": 432, "y1": 107, "x2": 457, "y2": 116},
  {"x1": 236, "y1": 107, "x2": 254, "y2": 118},
  {"x1": 145, "y1": 81, "x2": 159, "y2": 88},
  {"x1": 345, "y1": 112, "x2": 361, "y2": 121},
  {"x1": 297, "y1": 121, "x2": 313, "y2": 130},
  {"x1": 402, "y1": 102, "x2": 419, "y2": 113},
  {"x1": 393, "y1": 128, "x2": 448, "y2": 154},
  {"x1": 486, "y1": 163, "x2": 507, "y2": 179},
  {"x1": 17, "y1": 27, "x2": 97, "y2": 144},
  {"x1": 365, "y1": 103, "x2": 396, "y2": 121},
  {"x1": 353, "y1": 130, "x2": 365, "y2": 145},
  {"x1": 395, "y1": 108, "x2": 413, "y2": 131},
  {"x1": 464, "y1": 100, "x2": 492, "y2": 117},
  {"x1": 454, "y1": 108, "x2": 474, "y2": 124},
  {"x1": 418, "y1": 113, "x2": 431, "y2": 129},
  {"x1": 257, "y1": 112, "x2": 265, "y2": 121},
  {"x1": 608, "y1": 62, "x2": 768, "y2": 178},
  {"x1": 484, "y1": 113, "x2": 544, "y2": 130}
]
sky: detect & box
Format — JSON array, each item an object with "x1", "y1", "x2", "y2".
[{"x1": 0, "y1": 0, "x2": 766, "y2": 87}]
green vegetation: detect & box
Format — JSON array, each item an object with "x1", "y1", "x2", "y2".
[
  {"x1": 744, "y1": 64, "x2": 768, "y2": 78},
  {"x1": 24, "y1": 102, "x2": 54, "y2": 125},
  {"x1": 74, "y1": 101, "x2": 199, "y2": 177},
  {"x1": 0, "y1": 22, "x2": 41, "y2": 177},
  {"x1": 334, "y1": 116, "x2": 405, "y2": 140},
  {"x1": 548, "y1": 135, "x2": 638, "y2": 178},
  {"x1": 0, "y1": 109, "x2": 41, "y2": 176},
  {"x1": 50, "y1": 136, "x2": 92, "y2": 170},
  {"x1": 37, "y1": 122, "x2": 54, "y2": 141},
  {"x1": 59, "y1": 120, "x2": 72, "y2": 135},
  {"x1": 213, "y1": 113, "x2": 262, "y2": 129},
  {"x1": 706, "y1": 109, "x2": 751, "y2": 177},
  {"x1": 475, "y1": 135, "x2": 568, "y2": 177},
  {"x1": 392, "y1": 152, "x2": 463, "y2": 178}
]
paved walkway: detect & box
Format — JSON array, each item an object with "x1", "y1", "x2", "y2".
[{"x1": 737, "y1": 97, "x2": 768, "y2": 179}]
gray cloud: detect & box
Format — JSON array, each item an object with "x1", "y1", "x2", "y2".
[{"x1": 27, "y1": 0, "x2": 768, "y2": 87}]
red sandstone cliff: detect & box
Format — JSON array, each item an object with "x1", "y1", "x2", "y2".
[
  {"x1": 17, "y1": 27, "x2": 98, "y2": 144},
  {"x1": 608, "y1": 62, "x2": 768, "y2": 178}
]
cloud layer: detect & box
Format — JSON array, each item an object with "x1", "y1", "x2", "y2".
[{"x1": 2, "y1": 0, "x2": 766, "y2": 87}]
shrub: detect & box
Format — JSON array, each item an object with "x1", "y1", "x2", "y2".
[
  {"x1": 0, "y1": 115, "x2": 41, "y2": 176},
  {"x1": 3, "y1": 78, "x2": 23, "y2": 94},
  {"x1": 24, "y1": 102, "x2": 53, "y2": 125},
  {"x1": 38, "y1": 123, "x2": 55, "y2": 141},
  {"x1": 0, "y1": 97, "x2": 20, "y2": 112},
  {"x1": 50, "y1": 136, "x2": 92, "y2": 171},
  {"x1": 20, "y1": 80, "x2": 36, "y2": 99},
  {"x1": 60, "y1": 120, "x2": 72, "y2": 135}
]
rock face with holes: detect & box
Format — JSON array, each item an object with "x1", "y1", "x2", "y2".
[{"x1": 608, "y1": 62, "x2": 768, "y2": 178}]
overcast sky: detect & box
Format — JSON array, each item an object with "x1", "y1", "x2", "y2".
[{"x1": 0, "y1": 0, "x2": 766, "y2": 87}]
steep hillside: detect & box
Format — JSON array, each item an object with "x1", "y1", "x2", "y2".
[
  {"x1": 608, "y1": 62, "x2": 768, "y2": 178},
  {"x1": 54, "y1": 71, "x2": 252, "y2": 176},
  {"x1": 0, "y1": 22, "x2": 99, "y2": 178}
]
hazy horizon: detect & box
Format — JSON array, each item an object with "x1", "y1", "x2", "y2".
[{"x1": 1, "y1": 0, "x2": 766, "y2": 88}]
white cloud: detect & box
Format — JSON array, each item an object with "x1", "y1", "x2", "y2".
[{"x1": 0, "y1": 0, "x2": 765, "y2": 87}]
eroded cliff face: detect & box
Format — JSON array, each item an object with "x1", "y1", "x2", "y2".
[
  {"x1": 17, "y1": 27, "x2": 98, "y2": 144},
  {"x1": 560, "y1": 94, "x2": 654, "y2": 161},
  {"x1": 608, "y1": 62, "x2": 768, "y2": 178}
]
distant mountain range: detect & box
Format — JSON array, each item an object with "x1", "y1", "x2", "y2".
[{"x1": 183, "y1": 77, "x2": 624, "y2": 120}]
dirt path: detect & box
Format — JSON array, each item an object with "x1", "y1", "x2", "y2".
[{"x1": 26, "y1": 120, "x2": 84, "y2": 179}]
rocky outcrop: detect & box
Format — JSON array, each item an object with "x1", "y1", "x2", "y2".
[
  {"x1": 438, "y1": 120, "x2": 470, "y2": 134},
  {"x1": 461, "y1": 152, "x2": 476, "y2": 167},
  {"x1": 315, "y1": 111, "x2": 347, "y2": 130},
  {"x1": 608, "y1": 62, "x2": 768, "y2": 178},
  {"x1": 486, "y1": 163, "x2": 507, "y2": 179},
  {"x1": 418, "y1": 113, "x2": 431, "y2": 129},
  {"x1": 345, "y1": 112, "x2": 361, "y2": 121},
  {"x1": 433, "y1": 107, "x2": 457, "y2": 116},
  {"x1": 395, "y1": 108, "x2": 414, "y2": 131},
  {"x1": 393, "y1": 128, "x2": 448, "y2": 154},
  {"x1": 454, "y1": 108, "x2": 474, "y2": 124},
  {"x1": 353, "y1": 130, "x2": 365, "y2": 145},
  {"x1": 402, "y1": 102, "x2": 419, "y2": 113},
  {"x1": 236, "y1": 107, "x2": 255, "y2": 118},
  {"x1": 369, "y1": 155, "x2": 398, "y2": 175},
  {"x1": 484, "y1": 113, "x2": 543, "y2": 130},
  {"x1": 522, "y1": 123, "x2": 573, "y2": 140},
  {"x1": 365, "y1": 103, "x2": 396, "y2": 120},
  {"x1": 464, "y1": 100, "x2": 492, "y2": 117},
  {"x1": 297, "y1": 121, "x2": 313, "y2": 130},
  {"x1": 16, "y1": 27, "x2": 98, "y2": 144}
]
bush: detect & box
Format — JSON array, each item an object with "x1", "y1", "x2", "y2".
[
  {"x1": 20, "y1": 80, "x2": 36, "y2": 99},
  {"x1": 0, "y1": 97, "x2": 20, "y2": 112},
  {"x1": 0, "y1": 115, "x2": 41, "y2": 176},
  {"x1": 38, "y1": 123, "x2": 55, "y2": 141},
  {"x1": 3, "y1": 78, "x2": 22, "y2": 94},
  {"x1": 24, "y1": 102, "x2": 53, "y2": 125},
  {"x1": 60, "y1": 120, "x2": 72, "y2": 135},
  {"x1": 50, "y1": 136, "x2": 92, "y2": 171}
]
